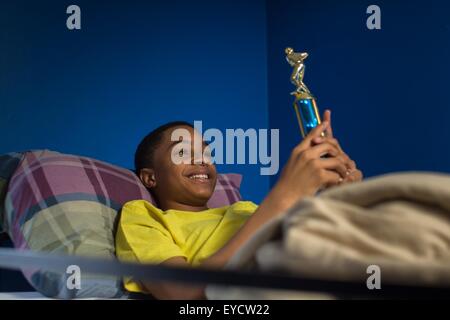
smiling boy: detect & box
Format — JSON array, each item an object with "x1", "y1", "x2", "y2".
[{"x1": 115, "y1": 111, "x2": 363, "y2": 299}]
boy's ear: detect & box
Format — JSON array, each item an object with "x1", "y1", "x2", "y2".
[{"x1": 139, "y1": 168, "x2": 157, "y2": 189}]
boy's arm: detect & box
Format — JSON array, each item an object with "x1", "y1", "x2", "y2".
[
  {"x1": 141, "y1": 186, "x2": 303, "y2": 300},
  {"x1": 141, "y1": 256, "x2": 206, "y2": 300},
  {"x1": 143, "y1": 121, "x2": 351, "y2": 299}
]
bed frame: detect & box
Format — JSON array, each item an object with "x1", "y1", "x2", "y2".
[{"x1": 0, "y1": 247, "x2": 449, "y2": 299}]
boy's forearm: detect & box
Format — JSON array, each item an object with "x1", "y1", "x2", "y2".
[
  {"x1": 142, "y1": 281, "x2": 206, "y2": 300},
  {"x1": 143, "y1": 187, "x2": 302, "y2": 300},
  {"x1": 201, "y1": 186, "x2": 302, "y2": 269}
]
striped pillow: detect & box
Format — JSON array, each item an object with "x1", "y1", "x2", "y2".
[{"x1": 2, "y1": 150, "x2": 242, "y2": 298}]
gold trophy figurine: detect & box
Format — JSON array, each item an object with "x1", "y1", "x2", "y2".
[{"x1": 285, "y1": 47, "x2": 323, "y2": 138}]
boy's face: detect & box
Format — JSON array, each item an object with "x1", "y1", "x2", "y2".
[{"x1": 147, "y1": 125, "x2": 217, "y2": 208}]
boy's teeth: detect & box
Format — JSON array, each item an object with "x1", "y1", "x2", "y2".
[{"x1": 189, "y1": 174, "x2": 208, "y2": 180}]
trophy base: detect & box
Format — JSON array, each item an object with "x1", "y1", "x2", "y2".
[{"x1": 293, "y1": 96, "x2": 323, "y2": 138}]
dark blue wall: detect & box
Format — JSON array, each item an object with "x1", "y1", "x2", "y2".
[
  {"x1": 267, "y1": 0, "x2": 450, "y2": 185},
  {"x1": 2, "y1": 0, "x2": 450, "y2": 201},
  {"x1": 0, "y1": 0, "x2": 269, "y2": 202}
]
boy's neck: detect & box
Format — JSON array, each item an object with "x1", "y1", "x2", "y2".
[{"x1": 159, "y1": 200, "x2": 208, "y2": 212}]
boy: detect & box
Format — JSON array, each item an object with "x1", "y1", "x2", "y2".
[{"x1": 115, "y1": 110, "x2": 363, "y2": 299}]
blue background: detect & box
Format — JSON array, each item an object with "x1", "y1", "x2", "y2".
[
  {"x1": 1, "y1": 0, "x2": 450, "y2": 203},
  {"x1": 267, "y1": 0, "x2": 450, "y2": 185},
  {"x1": 0, "y1": 0, "x2": 269, "y2": 202}
]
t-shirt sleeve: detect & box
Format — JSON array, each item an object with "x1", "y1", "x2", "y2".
[{"x1": 115, "y1": 202, "x2": 187, "y2": 265}]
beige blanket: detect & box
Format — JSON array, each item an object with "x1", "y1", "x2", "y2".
[{"x1": 206, "y1": 172, "x2": 450, "y2": 299}]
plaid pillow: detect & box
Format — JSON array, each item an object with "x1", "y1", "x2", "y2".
[
  {"x1": 208, "y1": 173, "x2": 242, "y2": 208},
  {"x1": 3, "y1": 149, "x2": 242, "y2": 298}
]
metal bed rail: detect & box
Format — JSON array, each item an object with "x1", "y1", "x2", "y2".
[{"x1": 0, "y1": 248, "x2": 449, "y2": 299}]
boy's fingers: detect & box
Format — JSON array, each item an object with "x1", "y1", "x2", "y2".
[
  {"x1": 293, "y1": 121, "x2": 329, "y2": 155},
  {"x1": 304, "y1": 121, "x2": 329, "y2": 144},
  {"x1": 343, "y1": 169, "x2": 363, "y2": 183},
  {"x1": 323, "y1": 110, "x2": 331, "y2": 123},
  {"x1": 319, "y1": 167, "x2": 345, "y2": 187},
  {"x1": 323, "y1": 109, "x2": 333, "y2": 138},
  {"x1": 313, "y1": 136, "x2": 343, "y2": 153},
  {"x1": 308, "y1": 142, "x2": 340, "y2": 159}
]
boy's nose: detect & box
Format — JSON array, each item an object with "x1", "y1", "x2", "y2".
[{"x1": 192, "y1": 151, "x2": 205, "y2": 165}]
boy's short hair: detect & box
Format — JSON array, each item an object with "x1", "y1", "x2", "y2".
[{"x1": 134, "y1": 121, "x2": 193, "y2": 174}]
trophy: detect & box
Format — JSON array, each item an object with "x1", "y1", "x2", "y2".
[{"x1": 285, "y1": 47, "x2": 323, "y2": 138}]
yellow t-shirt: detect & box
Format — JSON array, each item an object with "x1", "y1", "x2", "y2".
[{"x1": 115, "y1": 200, "x2": 258, "y2": 293}]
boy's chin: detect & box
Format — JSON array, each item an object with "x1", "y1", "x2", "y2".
[{"x1": 187, "y1": 189, "x2": 214, "y2": 205}]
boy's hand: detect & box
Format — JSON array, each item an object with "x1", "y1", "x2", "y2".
[
  {"x1": 271, "y1": 121, "x2": 350, "y2": 210},
  {"x1": 312, "y1": 109, "x2": 363, "y2": 187}
]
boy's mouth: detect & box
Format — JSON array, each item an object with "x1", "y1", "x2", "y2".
[{"x1": 187, "y1": 173, "x2": 210, "y2": 183}]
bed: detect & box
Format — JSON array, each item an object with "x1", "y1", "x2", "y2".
[{"x1": 1, "y1": 151, "x2": 450, "y2": 299}]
